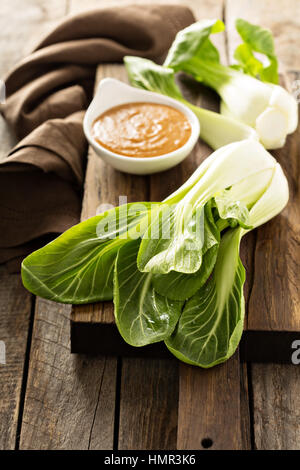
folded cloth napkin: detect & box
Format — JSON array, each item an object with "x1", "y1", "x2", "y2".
[{"x1": 0, "y1": 5, "x2": 194, "y2": 271}]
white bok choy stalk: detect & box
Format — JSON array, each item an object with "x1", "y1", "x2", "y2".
[
  {"x1": 124, "y1": 56, "x2": 258, "y2": 150},
  {"x1": 164, "y1": 18, "x2": 298, "y2": 149}
]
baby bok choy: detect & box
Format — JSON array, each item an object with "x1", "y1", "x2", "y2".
[
  {"x1": 164, "y1": 18, "x2": 298, "y2": 149},
  {"x1": 166, "y1": 162, "x2": 288, "y2": 366},
  {"x1": 21, "y1": 140, "x2": 288, "y2": 367}
]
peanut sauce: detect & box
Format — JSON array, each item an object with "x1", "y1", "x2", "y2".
[{"x1": 92, "y1": 102, "x2": 191, "y2": 158}]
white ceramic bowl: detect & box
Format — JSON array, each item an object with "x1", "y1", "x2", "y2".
[{"x1": 83, "y1": 78, "x2": 200, "y2": 175}]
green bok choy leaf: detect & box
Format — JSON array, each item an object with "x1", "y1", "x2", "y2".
[
  {"x1": 114, "y1": 238, "x2": 184, "y2": 346},
  {"x1": 21, "y1": 202, "x2": 156, "y2": 303},
  {"x1": 234, "y1": 18, "x2": 278, "y2": 83},
  {"x1": 166, "y1": 227, "x2": 245, "y2": 367}
]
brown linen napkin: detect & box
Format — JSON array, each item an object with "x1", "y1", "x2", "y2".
[{"x1": 0, "y1": 5, "x2": 195, "y2": 270}]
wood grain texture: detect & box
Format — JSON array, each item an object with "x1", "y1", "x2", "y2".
[
  {"x1": 118, "y1": 358, "x2": 179, "y2": 450},
  {"x1": 225, "y1": 0, "x2": 300, "y2": 452},
  {"x1": 251, "y1": 363, "x2": 300, "y2": 450},
  {"x1": 0, "y1": 268, "x2": 32, "y2": 450},
  {"x1": 177, "y1": 357, "x2": 251, "y2": 450},
  {"x1": 0, "y1": 0, "x2": 69, "y2": 450},
  {"x1": 240, "y1": 363, "x2": 252, "y2": 450},
  {"x1": 19, "y1": 298, "x2": 117, "y2": 450},
  {"x1": 177, "y1": 356, "x2": 246, "y2": 450},
  {"x1": 15, "y1": 0, "x2": 117, "y2": 451}
]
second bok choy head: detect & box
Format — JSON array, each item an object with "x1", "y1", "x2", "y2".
[{"x1": 164, "y1": 18, "x2": 298, "y2": 149}]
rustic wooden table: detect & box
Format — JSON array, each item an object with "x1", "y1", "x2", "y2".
[{"x1": 0, "y1": 0, "x2": 299, "y2": 450}]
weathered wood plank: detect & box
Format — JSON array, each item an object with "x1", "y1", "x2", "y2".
[
  {"x1": 240, "y1": 363, "x2": 252, "y2": 450},
  {"x1": 226, "y1": 0, "x2": 300, "y2": 334},
  {"x1": 178, "y1": 356, "x2": 245, "y2": 450},
  {"x1": 251, "y1": 363, "x2": 300, "y2": 449},
  {"x1": 18, "y1": 0, "x2": 118, "y2": 450},
  {"x1": 177, "y1": 357, "x2": 252, "y2": 450},
  {"x1": 0, "y1": 268, "x2": 32, "y2": 450},
  {"x1": 0, "y1": 0, "x2": 69, "y2": 450},
  {"x1": 226, "y1": 0, "x2": 300, "y2": 451},
  {"x1": 118, "y1": 358, "x2": 179, "y2": 450},
  {"x1": 19, "y1": 298, "x2": 116, "y2": 450}
]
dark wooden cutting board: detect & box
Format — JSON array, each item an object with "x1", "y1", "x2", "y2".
[{"x1": 71, "y1": 22, "x2": 300, "y2": 364}]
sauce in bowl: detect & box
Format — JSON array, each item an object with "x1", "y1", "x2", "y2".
[{"x1": 92, "y1": 102, "x2": 192, "y2": 158}]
